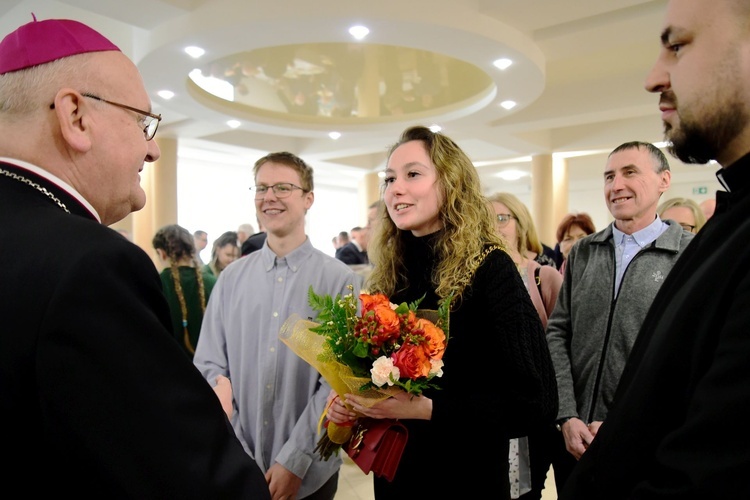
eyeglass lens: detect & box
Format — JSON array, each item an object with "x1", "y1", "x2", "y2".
[
  {"x1": 252, "y1": 183, "x2": 300, "y2": 199},
  {"x1": 496, "y1": 214, "x2": 513, "y2": 224},
  {"x1": 144, "y1": 118, "x2": 159, "y2": 141}
]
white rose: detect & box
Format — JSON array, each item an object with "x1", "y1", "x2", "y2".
[
  {"x1": 371, "y1": 356, "x2": 400, "y2": 387},
  {"x1": 429, "y1": 359, "x2": 444, "y2": 377}
]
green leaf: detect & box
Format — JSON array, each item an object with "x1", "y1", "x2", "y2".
[{"x1": 408, "y1": 294, "x2": 426, "y2": 311}]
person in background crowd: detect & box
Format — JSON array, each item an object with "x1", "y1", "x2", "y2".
[
  {"x1": 334, "y1": 226, "x2": 369, "y2": 265},
  {"x1": 699, "y1": 197, "x2": 716, "y2": 220},
  {"x1": 561, "y1": 1, "x2": 750, "y2": 497},
  {"x1": 241, "y1": 217, "x2": 267, "y2": 256},
  {"x1": 203, "y1": 230, "x2": 240, "y2": 277},
  {"x1": 195, "y1": 151, "x2": 363, "y2": 500},
  {"x1": 0, "y1": 16, "x2": 269, "y2": 497},
  {"x1": 657, "y1": 196, "x2": 706, "y2": 233},
  {"x1": 237, "y1": 222, "x2": 255, "y2": 247},
  {"x1": 153, "y1": 224, "x2": 216, "y2": 359},
  {"x1": 366, "y1": 200, "x2": 384, "y2": 232},
  {"x1": 555, "y1": 213, "x2": 596, "y2": 275},
  {"x1": 193, "y1": 229, "x2": 208, "y2": 264},
  {"x1": 547, "y1": 141, "x2": 693, "y2": 493},
  {"x1": 336, "y1": 230, "x2": 349, "y2": 248},
  {"x1": 115, "y1": 227, "x2": 133, "y2": 241},
  {"x1": 526, "y1": 221, "x2": 557, "y2": 269},
  {"x1": 487, "y1": 192, "x2": 564, "y2": 500},
  {"x1": 326, "y1": 125, "x2": 557, "y2": 500}
]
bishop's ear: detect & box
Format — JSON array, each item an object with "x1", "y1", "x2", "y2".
[{"x1": 51, "y1": 89, "x2": 93, "y2": 153}]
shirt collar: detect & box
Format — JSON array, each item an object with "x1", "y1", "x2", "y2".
[
  {"x1": 0, "y1": 157, "x2": 101, "y2": 222},
  {"x1": 612, "y1": 215, "x2": 664, "y2": 248},
  {"x1": 259, "y1": 236, "x2": 314, "y2": 272},
  {"x1": 716, "y1": 151, "x2": 750, "y2": 193}
]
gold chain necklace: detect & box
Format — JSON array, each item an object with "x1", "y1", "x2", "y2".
[{"x1": 0, "y1": 167, "x2": 70, "y2": 213}]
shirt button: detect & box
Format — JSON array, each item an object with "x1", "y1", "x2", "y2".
[{"x1": 273, "y1": 312, "x2": 278, "y2": 317}]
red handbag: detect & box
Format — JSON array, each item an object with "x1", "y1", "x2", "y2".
[{"x1": 344, "y1": 418, "x2": 408, "y2": 482}]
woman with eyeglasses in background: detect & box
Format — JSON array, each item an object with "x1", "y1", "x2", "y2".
[
  {"x1": 657, "y1": 197, "x2": 706, "y2": 234},
  {"x1": 488, "y1": 192, "x2": 564, "y2": 500},
  {"x1": 556, "y1": 213, "x2": 596, "y2": 276}
]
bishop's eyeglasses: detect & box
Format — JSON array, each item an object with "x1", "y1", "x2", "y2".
[{"x1": 50, "y1": 93, "x2": 161, "y2": 141}]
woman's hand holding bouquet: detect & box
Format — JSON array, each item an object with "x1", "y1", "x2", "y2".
[
  {"x1": 279, "y1": 286, "x2": 451, "y2": 460},
  {"x1": 328, "y1": 389, "x2": 433, "y2": 423}
]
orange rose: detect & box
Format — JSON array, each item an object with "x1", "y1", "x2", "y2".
[
  {"x1": 391, "y1": 343, "x2": 431, "y2": 379},
  {"x1": 359, "y1": 293, "x2": 391, "y2": 313},
  {"x1": 402, "y1": 309, "x2": 418, "y2": 329},
  {"x1": 360, "y1": 294, "x2": 400, "y2": 343},
  {"x1": 372, "y1": 304, "x2": 400, "y2": 338},
  {"x1": 419, "y1": 319, "x2": 447, "y2": 360}
]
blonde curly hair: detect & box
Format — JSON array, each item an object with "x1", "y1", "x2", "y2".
[{"x1": 367, "y1": 125, "x2": 505, "y2": 303}]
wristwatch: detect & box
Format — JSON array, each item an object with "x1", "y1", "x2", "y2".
[{"x1": 555, "y1": 417, "x2": 574, "y2": 432}]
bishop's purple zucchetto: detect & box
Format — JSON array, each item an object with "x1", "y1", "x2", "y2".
[{"x1": 0, "y1": 14, "x2": 120, "y2": 75}]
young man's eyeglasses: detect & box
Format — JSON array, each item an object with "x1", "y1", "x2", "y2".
[
  {"x1": 50, "y1": 93, "x2": 162, "y2": 141},
  {"x1": 496, "y1": 214, "x2": 515, "y2": 226},
  {"x1": 251, "y1": 183, "x2": 305, "y2": 200}
]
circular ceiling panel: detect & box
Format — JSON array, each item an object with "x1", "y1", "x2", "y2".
[{"x1": 189, "y1": 43, "x2": 493, "y2": 123}]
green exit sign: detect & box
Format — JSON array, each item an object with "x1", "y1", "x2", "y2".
[{"x1": 693, "y1": 186, "x2": 708, "y2": 195}]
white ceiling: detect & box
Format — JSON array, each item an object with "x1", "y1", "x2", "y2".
[{"x1": 0, "y1": 0, "x2": 676, "y2": 193}]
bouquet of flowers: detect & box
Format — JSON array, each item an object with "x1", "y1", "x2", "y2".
[{"x1": 278, "y1": 285, "x2": 451, "y2": 460}]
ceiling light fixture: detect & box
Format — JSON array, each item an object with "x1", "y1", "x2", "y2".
[
  {"x1": 328, "y1": 131, "x2": 342, "y2": 140},
  {"x1": 158, "y1": 90, "x2": 175, "y2": 100},
  {"x1": 184, "y1": 46, "x2": 205, "y2": 58},
  {"x1": 496, "y1": 169, "x2": 528, "y2": 181},
  {"x1": 189, "y1": 69, "x2": 234, "y2": 100},
  {"x1": 227, "y1": 120, "x2": 241, "y2": 129},
  {"x1": 493, "y1": 58, "x2": 513, "y2": 70},
  {"x1": 428, "y1": 124, "x2": 442, "y2": 133},
  {"x1": 348, "y1": 25, "x2": 370, "y2": 40},
  {"x1": 500, "y1": 100, "x2": 517, "y2": 110}
]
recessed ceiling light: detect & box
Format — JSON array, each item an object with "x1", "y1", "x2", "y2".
[
  {"x1": 496, "y1": 169, "x2": 528, "y2": 181},
  {"x1": 349, "y1": 25, "x2": 370, "y2": 40},
  {"x1": 157, "y1": 90, "x2": 175, "y2": 100},
  {"x1": 493, "y1": 58, "x2": 513, "y2": 70},
  {"x1": 428, "y1": 124, "x2": 442, "y2": 133},
  {"x1": 227, "y1": 120, "x2": 241, "y2": 129},
  {"x1": 500, "y1": 100, "x2": 517, "y2": 110},
  {"x1": 329, "y1": 131, "x2": 342, "y2": 140},
  {"x1": 184, "y1": 46, "x2": 205, "y2": 58}
]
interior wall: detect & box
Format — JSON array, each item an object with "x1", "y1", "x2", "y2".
[{"x1": 176, "y1": 156, "x2": 360, "y2": 262}]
